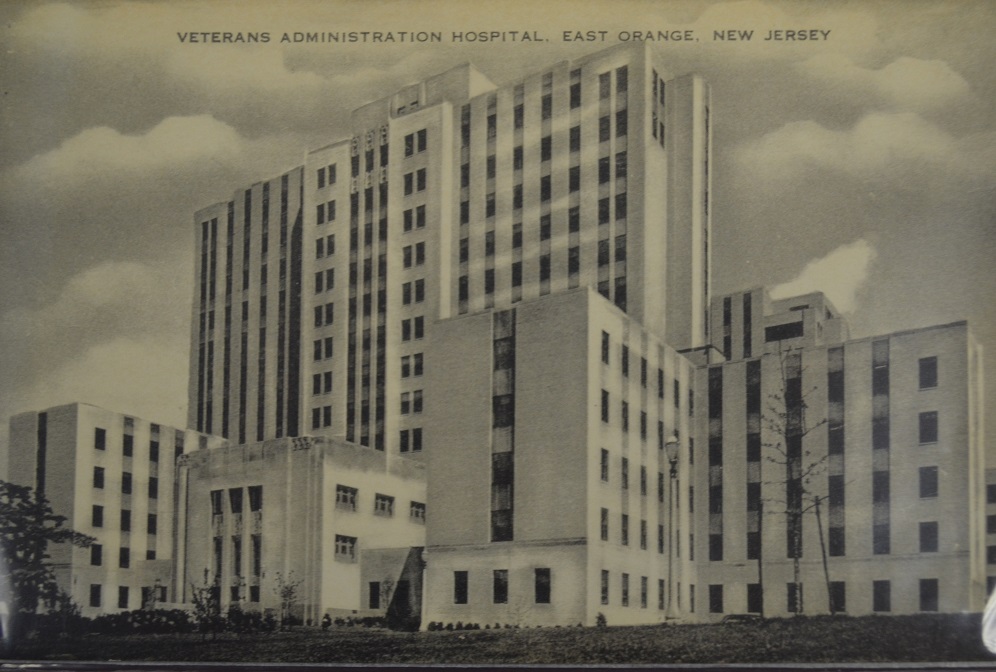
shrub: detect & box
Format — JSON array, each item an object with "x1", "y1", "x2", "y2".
[{"x1": 596, "y1": 612, "x2": 608, "y2": 628}]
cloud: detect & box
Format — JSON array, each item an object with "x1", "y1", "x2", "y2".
[
  {"x1": 796, "y1": 54, "x2": 972, "y2": 112},
  {"x1": 6, "y1": 334, "x2": 189, "y2": 430},
  {"x1": 769, "y1": 239, "x2": 877, "y2": 315},
  {"x1": 734, "y1": 112, "x2": 996, "y2": 193},
  {"x1": 5, "y1": 115, "x2": 246, "y2": 188}
]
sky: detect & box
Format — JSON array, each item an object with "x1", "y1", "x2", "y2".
[{"x1": 0, "y1": 0, "x2": 994, "y2": 459}]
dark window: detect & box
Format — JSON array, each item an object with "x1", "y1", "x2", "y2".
[
  {"x1": 570, "y1": 82, "x2": 581, "y2": 108},
  {"x1": 535, "y1": 568, "x2": 551, "y2": 604},
  {"x1": 601, "y1": 390, "x2": 609, "y2": 423},
  {"x1": 90, "y1": 544, "x2": 102, "y2": 566},
  {"x1": 121, "y1": 509, "x2": 131, "y2": 532},
  {"x1": 453, "y1": 571, "x2": 468, "y2": 604},
  {"x1": 119, "y1": 546, "x2": 130, "y2": 569},
  {"x1": 123, "y1": 434, "x2": 133, "y2": 457},
  {"x1": 89, "y1": 584, "x2": 101, "y2": 608},
  {"x1": 118, "y1": 586, "x2": 129, "y2": 609},
  {"x1": 122, "y1": 472, "x2": 132, "y2": 495},
  {"x1": 873, "y1": 580, "x2": 891, "y2": 612},
  {"x1": 919, "y1": 411, "x2": 938, "y2": 443},
  {"x1": 600, "y1": 507, "x2": 609, "y2": 541},
  {"x1": 369, "y1": 582, "x2": 381, "y2": 609},
  {"x1": 765, "y1": 322, "x2": 804, "y2": 342},
  {"x1": 600, "y1": 449, "x2": 609, "y2": 482},
  {"x1": 709, "y1": 585, "x2": 723, "y2": 614},
  {"x1": 93, "y1": 467, "x2": 104, "y2": 489},
  {"x1": 92, "y1": 505, "x2": 103, "y2": 527},
  {"x1": 919, "y1": 579, "x2": 938, "y2": 612},
  {"x1": 919, "y1": 357, "x2": 938, "y2": 389},
  {"x1": 919, "y1": 522, "x2": 939, "y2": 553},
  {"x1": 493, "y1": 570, "x2": 509, "y2": 604},
  {"x1": 829, "y1": 581, "x2": 846, "y2": 613},
  {"x1": 919, "y1": 466, "x2": 939, "y2": 498}
]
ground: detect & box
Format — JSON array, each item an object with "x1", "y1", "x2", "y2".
[{"x1": 6, "y1": 614, "x2": 992, "y2": 664}]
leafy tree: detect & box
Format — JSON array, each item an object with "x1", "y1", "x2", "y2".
[
  {"x1": 189, "y1": 569, "x2": 223, "y2": 639},
  {"x1": 272, "y1": 571, "x2": 303, "y2": 628},
  {"x1": 0, "y1": 480, "x2": 93, "y2": 642}
]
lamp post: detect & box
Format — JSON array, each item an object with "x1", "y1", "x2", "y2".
[{"x1": 664, "y1": 433, "x2": 680, "y2": 620}]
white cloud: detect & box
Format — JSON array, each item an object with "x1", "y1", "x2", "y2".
[
  {"x1": 6, "y1": 115, "x2": 245, "y2": 187},
  {"x1": 769, "y1": 239, "x2": 877, "y2": 314},
  {"x1": 6, "y1": 334, "x2": 188, "y2": 429},
  {"x1": 797, "y1": 54, "x2": 972, "y2": 112},
  {"x1": 734, "y1": 112, "x2": 996, "y2": 191}
]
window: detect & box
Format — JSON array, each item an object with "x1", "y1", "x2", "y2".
[
  {"x1": 600, "y1": 508, "x2": 609, "y2": 541},
  {"x1": 89, "y1": 584, "x2": 101, "y2": 608},
  {"x1": 601, "y1": 570, "x2": 610, "y2": 605},
  {"x1": 640, "y1": 520, "x2": 647, "y2": 550},
  {"x1": 873, "y1": 580, "x2": 891, "y2": 612},
  {"x1": 374, "y1": 493, "x2": 395, "y2": 516},
  {"x1": 148, "y1": 513, "x2": 158, "y2": 535},
  {"x1": 335, "y1": 484, "x2": 358, "y2": 511},
  {"x1": 541, "y1": 135, "x2": 552, "y2": 162},
  {"x1": 148, "y1": 477, "x2": 158, "y2": 499},
  {"x1": 709, "y1": 585, "x2": 723, "y2": 614},
  {"x1": 621, "y1": 573, "x2": 630, "y2": 607},
  {"x1": 454, "y1": 571, "x2": 468, "y2": 604},
  {"x1": 621, "y1": 513, "x2": 629, "y2": 545},
  {"x1": 598, "y1": 156, "x2": 610, "y2": 184},
  {"x1": 919, "y1": 522, "x2": 939, "y2": 552},
  {"x1": 369, "y1": 582, "x2": 381, "y2": 609},
  {"x1": 410, "y1": 501, "x2": 426, "y2": 523},
  {"x1": 122, "y1": 472, "x2": 132, "y2": 495},
  {"x1": 621, "y1": 457, "x2": 629, "y2": 489},
  {"x1": 493, "y1": 569, "x2": 509, "y2": 604},
  {"x1": 919, "y1": 578, "x2": 938, "y2": 612},
  {"x1": 829, "y1": 581, "x2": 846, "y2": 613},
  {"x1": 570, "y1": 82, "x2": 581, "y2": 108},
  {"x1": 747, "y1": 583, "x2": 763, "y2": 614},
  {"x1": 919, "y1": 411, "x2": 938, "y2": 443},
  {"x1": 616, "y1": 110, "x2": 627, "y2": 137},
  {"x1": 600, "y1": 448, "x2": 609, "y2": 481},
  {"x1": 334, "y1": 534, "x2": 357, "y2": 561},
  {"x1": 121, "y1": 509, "x2": 131, "y2": 532},
  {"x1": 541, "y1": 94, "x2": 552, "y2": 120},
  {"x1": 95, "y1": 427, "x2": 106, "y2": 450},
  {"x1": 601, "y1": 390, "x2": 609, "y2": 423},
  {"x1": 92, "y1": 505, "x2": 103, "y2": 528},
  {"x1": 988, "y1": 484, "x2": 996, "y2": 504},
  {"x1": 149, "y1": 440, "x2": 159, "y2": 463},
  {"x1": 919, "y1": 466, "x2": 938, "y2": 498},
  {"x1": 570, "y1": 126, "x2": 581, "y2": 153},
  {"x1": 599, "y1": 71, "x2": 611, "y2": 99},
  {"x1": 90, "y1": 544, "x2": 102, "y2": 566},
  {"x1": 123, "y1": 434, "x2": 133, "y2": 457},
  {"x1": 919, "y1": 357, "x2": 938, "y2": 389},
  {"x1": 535, "y1": 568, "x2": 551, "y2": 604},
  {"x1": 119, "y1": 546, "x2": 130, "y2": 569}
]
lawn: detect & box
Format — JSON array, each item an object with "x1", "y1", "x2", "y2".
[{"x1": 8, "y1": 613, "x2": 993, "y2": 665}]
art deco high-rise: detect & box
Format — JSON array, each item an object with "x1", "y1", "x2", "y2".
[{"x1": 188, "y1": 42, "x2": 712, "y2": 459}]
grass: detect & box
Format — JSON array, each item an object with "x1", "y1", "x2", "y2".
[{"x1": 7, "y1": 613, "x2": 994, "y2": 665}]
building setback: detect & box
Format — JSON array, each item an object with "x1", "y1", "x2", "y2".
[{"x1": 693, "y1": 288, "x2": 987, "y2": 619}]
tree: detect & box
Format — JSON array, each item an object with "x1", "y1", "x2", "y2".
[
  {"x1": 189, "y1": 569, "x2": 223, "y2": 639},
  {"x1": 761, "y1": 347, "x2": 829, "y2": 615},
  {"x1": 272, "y1": 571, "x2": 302, "y2": 628},
  {"x1": 0, "y1": 480, "x2": 93, "y2": 642}
]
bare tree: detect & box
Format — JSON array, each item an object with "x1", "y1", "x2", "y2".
[
  {"x1": 272, "y1": 571, "x2": 303, "y2": 628},
  {"x1": 761, "y1": 346, "x2": 829, "y2": 615}
]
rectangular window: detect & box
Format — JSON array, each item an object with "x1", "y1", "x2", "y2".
[
  {"x1": 747, "y1": 583, "x2": 763, "y2": 614},
  {"x1": 89, "y1": 584, "x2": 101, "y2": 608},
  {"x1": 919, "y1": 411, "x2": 938, "y2": 443},
  {"x1": 121, "y1": 509, "x2": 131, "y2": 532},
  {"x1": 873, "y1": 580, "x2": 891, "y2": 612},
  {"x1": 148, "y1": 513, "x2": 158, "y2": 535},
  {"x1": 493, "y1": 569, "x2": 509, "y2": 604},
  {"x1": 95, "y1": 427, "x2": 106, "y2": 450},
  {"x1": 118, "y1": 586, "x2": 129, "y2": 610},
  {"x1": 621, "y1": 513, "x2": 629, "y2": 545},
  {"x1": 919, "y1": 578, "x2": 938, "y2": 612},
  {"x1": 919, "y1": 521, "x2": 939, "y2": 552},
  {"x1": 122, "y1": 472, "x2": 132, "y2": 495},
  {"x1": 119, "y1": 546, "x2": 130, "y2": 569},
  {"x1": 334, "y1": 534, "x2": 357, "y2": 561},
  {"x1": 601, "y1": 390, "x2": 609, "y2": 423},
  {"x1": 454, "y1": 571, "x2": 468, "y2": 604},
  {"x1": 600, "y1": 448, "x2": 609, "y2": 482},
  {"x1": 919, "y1": 356, "x2": 938, "y2": 389},
  {"x1": 374, "y1": 493, "x2": 395, "y2": 516},
  {"x1": 621, "y1": 573, "x2": 630, "y2": 607},
  {"x1": 601, "y1": 570, "x2": 610, "y2": 605},
  {"x1": 919, "y1": 466, "x2": 939, "y2": 498},
  {"x1": 410, "y1": 501, "x2": 426, "y2": 523},
  {"x1": 148, "y1": 477, "x2": 158, "y2": 499},
  {"x1": 123, "y1": 434, "x2": 133, "y2": 457},
  {"x1": 369, "y1": 582, "x2": 381, "y2": 609},
  {"x1": 600, "y1": 507, "x2": 609, "y2": 541},
  {"x1": 535, "y1": 568, "x2": 551, "y2": 604},
  {"x1": 829, "y1": 581, "x2": 846, "y2": 613},
  {"x1": 335, "y1": 484, "x2": 358, "y2": 511},
  {"x1": 709, "y1": 584, "x2": 723, "y2": 614},
  {"x1": 92, "y1": 505, "x2": 103, "y2": 528},
  {"x1": 90, "y1": 544, "x2": 102, "y2": 566}
]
